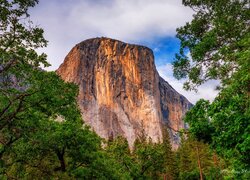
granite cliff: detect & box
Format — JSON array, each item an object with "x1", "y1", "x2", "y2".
[{"x1": 56, "y1": 37, "x2": 192, "y2": 148}]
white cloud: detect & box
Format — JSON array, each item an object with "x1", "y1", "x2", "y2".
[
  {"x1": 30, "y1": 0, "x2": 193, "y2": 70},
  {"x1": 157, "y1": 64, "x2": 219, "y2": 104}
]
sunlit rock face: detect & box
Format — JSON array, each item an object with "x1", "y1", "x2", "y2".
[{"x1": 57, "y1": 37, "x2": 192, "y2": 147}]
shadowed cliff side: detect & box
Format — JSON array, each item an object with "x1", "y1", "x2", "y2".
[{"x1": 56, "y1": 37, "x2": 192, "y2": 147}]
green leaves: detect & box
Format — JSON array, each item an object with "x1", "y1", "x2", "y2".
[
  {"x1": 184, "y1": 76, "x2": 250, "y2": 171},
  {"x1": 173, "y1": 54, "x2": 190, "y2": 80},
  {"x1": 173, "y1": 0, "x2": 250, "y2": 90},
  {"x1": 0, "y1": 0, "x2": 48, "y2": 77},
  {"x1": 185, "y1": 99, "x2": 215, "y2": 143},
  {"x1": 174, "y1": 1, "x2": 250, "y2": 176},
  {"x1": 176, "y1": 136, "x2": 223, "y2": 180},
  {"x1": 106, "y1": 130, "x2": 177, "y2": 179}
]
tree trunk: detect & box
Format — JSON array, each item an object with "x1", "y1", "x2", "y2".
[
  {"x1": 196, "y1": 145, "x2": 203, "y2": 180},
  {"x1": 56, "y1": 148, "x2": 66, "y2": 172},
  {"x1": 163, "y1": 174, "x2": 166, "y2": 180},
  {"x1": 213, "y1": 151, "x2": 218, "y2": 167}
]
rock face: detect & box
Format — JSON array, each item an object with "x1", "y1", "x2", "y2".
[{"x1": 57, "y1": 37, "x2": 192, "y2": 147}]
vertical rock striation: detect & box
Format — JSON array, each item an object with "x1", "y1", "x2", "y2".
[{"x1": 57, "y1": 37, "x2": 192, "y2": 147}]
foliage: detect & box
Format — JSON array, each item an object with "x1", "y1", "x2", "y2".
[
  {"x1": 173, "y1": 0, "x2": 249, "y2": 90},
  {"x1": 161, "y1": 127, "x2": 178, "y2": 179},
  {"x1": 133, "y1": 137, "x2": 165, "y2": 179},
  {"x1": 0, "y1": 0, "x2": 50, "y2": 164},
  {"x1": 184, "y1": 99, "x2": 215, "y2": 144},
  {"x1": 182, "y1": 30, "x2": 250, "y2": 177},
  {"x1": 0, "y1": 0, "x2": 49, "y2": 73},
  {"x1": 106, "y1": 129, "x2": 177, "y2": 179},
  {"x1": 176, "y1": 136, "x2": 224, "y2": 180},
  {"x1": 106, "y1": 136, "x2": 135, "y2": 180},
  {"x1": 184, "y1": 79, "x2": 250, "y2": 172},
  {"x1": 174, "y1": 0, "x2": 250, "y2": 178}
]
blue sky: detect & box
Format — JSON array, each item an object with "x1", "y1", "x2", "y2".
[
  {"x1": 30, "y1": 0, "x2": 219, "y2": 103},
  {"x1": 140, "y1": 37, "x2": 181, "y2": 66}
]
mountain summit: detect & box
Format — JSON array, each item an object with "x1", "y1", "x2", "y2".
[{"x1": 57, "y1": 37, "x2": 192, "y2": 148}]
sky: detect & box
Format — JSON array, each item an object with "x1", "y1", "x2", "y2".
[{"x1": 30, "y1": 0, "x2": 219, "y2": 104}]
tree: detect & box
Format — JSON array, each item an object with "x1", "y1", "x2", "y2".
[
  {"x1": 106, "y1": 136, "x2": 133, "y2": 179},
  {"x1": 184, "y1": 99, "x2": 215, "y2": 144},
  {"x1": 173, "y1": 0, "x2": 250, "y2": 176},
  {"x1": 173, "y1": 0, "x2": 249, "y2": 90},
  {"x1": 161, "y1": 126, "x2": 178, "y2": 179},
  {"x1": 184, "y1": 84, "x2": 250, "y2": 171},
  {"x1": 6, "y1": 114, "x2": 122, "y2": 179},
  {"x1": 128, "y1": 129, "x2": 170, "y2": 179},
  {"x1": 176, "y1": 136, "x2": 224, "y2": 180},
  {"x1": 107, "y1": 131, "x2": 173, "y2": 179},
  {"x1": 0, "y1": 0, "x2": 48, "y2": 152},
  {"x1": 0, "y1": 0, "x2": 49, "y2": 74}
]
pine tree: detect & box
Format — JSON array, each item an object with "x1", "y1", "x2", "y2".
[
  {"x1": 162, "y1": 126, "x2": 178, "y2": 179},
  {"x1": 176, "y1": 136, "x2": 223, "y2": 179}
]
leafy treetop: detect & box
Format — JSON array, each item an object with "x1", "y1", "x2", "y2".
[{"x1": 173, "y1": 0, "x2": 249, "y2": 90}]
